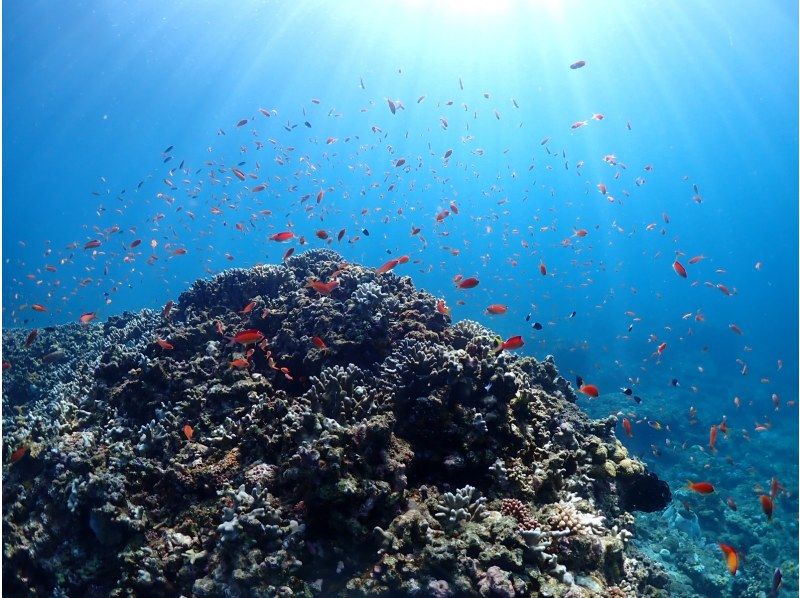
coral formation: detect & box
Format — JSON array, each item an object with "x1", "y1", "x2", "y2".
[{"x1": 2, "y1": 249, "x2": 671, "y2": 596}]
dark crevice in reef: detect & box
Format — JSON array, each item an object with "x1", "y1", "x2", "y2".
[{"x1": 3, "y1": 249, "x2": 671, "y2": 597}]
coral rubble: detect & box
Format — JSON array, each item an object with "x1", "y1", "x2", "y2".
[{"x1": 3, "y1": 249, "x2": 671, "y2": 596}]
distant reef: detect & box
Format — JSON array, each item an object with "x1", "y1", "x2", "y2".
[{"x1": 2, "y1": 249, "x2": 671, "y2": 597}]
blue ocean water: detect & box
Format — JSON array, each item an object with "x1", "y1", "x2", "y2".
[{"x1": 3, "y1": 0, "x2": 797, "y2": 593}]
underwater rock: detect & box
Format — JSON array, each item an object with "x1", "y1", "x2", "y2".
[{"x1": 2, "y1": 250, "x2": 672, "y2": 597}]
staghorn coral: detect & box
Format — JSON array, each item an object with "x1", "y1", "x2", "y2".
[{"x1": 2, "y1": 249, "x2": 670, "y2": 597}]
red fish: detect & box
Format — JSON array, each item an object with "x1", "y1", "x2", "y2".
[
  {"x1": 579, "y1": 384, "x2": 600, "y2": 398},
  {"x1": 688, "y1": 255, "x2": 705, "y2": 264},
  {"x1": 718, "y1": 543, "x2": 738, "y2": 576},
  {"x1": 9, "y1": 445, "x2": 28, "y2": 464},
  {"x1": 622, "y1": 418, "x2": 633, "y2": 438},
  {"x1": 497, "y1": 335, "x2": 524, "y2": 352},
  {"x1": 24, "y1": 329, "x2": 38, "y2": 347},
  {"x1": 240, "y1": 301, "x2": 256, "y2": 314},
  {"x1": 182, "y1": 424, "x2": 194, "y2": 441},
  {"x1": 306, "y1": 279, "x2": 339, "y2": 294},
  {"x1": 687, "y1": 481, "x2": 715, "y2": 494},
  {"x1": 130, "y1": 239, "x2": 142, "y2": 248},
  {"x1": 672, "y1": 261, "x2": 687, "y2": 278},
  {"x1": 156, "y1": 338, "x2": 174, "y2": 350},
  {"x1": 227, "y1": 329, "x2": 265, "y2": 346},
  {"x1": 31, "y1": 304, "x2": 47, "y2": 312},
  {"x1": 760, "y1": 495, "x2": 774, "y2": 520},
  {"x1": 573, "y1": 228, "x2": 588, "y2": 237},
  {"x1": 315, "y1": 230, "x2": 329, "y2": 240},
  {"x1": 485, "y1": 304, "x2": 508, "y2": 315},
  {"x1": 539, "y1": 262, "x2": 547, "y2": 276},
  {"x1": 230, "y1": 358, "x2": 250, "y2": 369},
  {"x1": 709, "y1": 425, "x2": 718, "y2": 452},
  {"x1": 270, "y1": 231, "x2": 294, "y2": 242},
  {"x1": 84, "y1": 239, "x2": 102, "y2": 249},
  {"x1": 657, "y1": 342, "x2": 667, "y2": 355},
  {"x1": 376, "y1": 258, "x2": 401, "y2": 275},
  {"x1": 457, "y1": 277, "x2": 479, "y2": 289},
  {"x1": 770, "y1": 477, "x2": 783, "y2": 499},
  {"x1": 283, "y1": 247, "x2": 295, "y2": 261},
  {"x1": 597, "y1": 183, "x2": 607, "y2": 194},
  {"x1": 162, "y1": 300, "x2": 174, "y2": 320},
  {"x1": 79, "y1": 312, "x2": 97, "y2": 325},
  {"x1": 231, "y1": 167, "x2": 246, "y2": 181},
  {"x1": 312, "y1": 336, "x2": 328, "y2": 351}
]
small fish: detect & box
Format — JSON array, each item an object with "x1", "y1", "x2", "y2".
[
  {"x1": 772, "y1": 568, "x2": 783, "y2": 596},
  {"x1": 496, "y1": 335, "x2": 524, "y2": 352},
  {"x1": 671, "y1": 378, "x2": 680, "y2": 387},
  {"x1": 312, "y1": 336, "x2": 328, "y2": 351},
  {"x1": 230, "y1": 358, "x2": 250, "y2": 369},
  {"x1": 24, "y1": 329, "x2": 39, "y2": 348},
  {"x1": 539, "y1": 262, "x2": 547, "y2": 276},
  {"x1": 718, "y1": 543, "x2": 738, "y2": 576},
  {"x1": 306, "y1": 279, "x2": 340, "y2": 294},
  {"x1": 9, "y1": 445, "x2": 28, "y2": 464},
  {"x1": 84, "y1": 239, "x2": 102, "y2": 249},
  {"x1": 156, "y1": 338, "x2": 174, "y2": 350},
  {"x1": 457, "y1": 277, "x2": 480, "y2": 289},
  {"x1": 226, "y1": 329, "x2": 265, "y2": 346},
  {"x1": 79, "y1": 312, "x2": 97, "y2": 325},
  {"x1": 570, "y1": 60, "x2": 587, "y2": 69},
  {"x1": 162, "y1": 300, "x2": 174, "y2": 320},
  {"x1": 729, "y1": 323, "x2": 743, "y2": 335},
  {"x1": 269, "y1": 231, "x2": 294, "y2": 242},
  {"x1": 622, "y1": 418, "x2": 633, "y2": 438},
  {"x1": 376, "y1": 258, "x2": 401, "y2": 275},
  {"x1": 687, "y1": 481, "x2": 715, "y2": 494},
  {"x1": 579, "y1": 384, "x2": 600, "y2": 398},
  {"x1": 760, "y1": 495, "x2": 774, "y2": 520},
  {"x1": 31, "y1": 304, "x2": 47, "y2": 312},
  {"x1": 709, "y1": 425, "x2": 718, "y2": 452},
  {"x1": 726, "y1": 497, "x2": 738, "y2": 511},
  {"x1": 485, "y1": 304, "x2": 508, "y2": 315},
  {"x1": 182, "y1": 424, "x2": 194, "y2": 441},
  {"x1": 435, "y1": 299, "x2": 451, "y2": 317},
  {"x1": 672, "y1": 261, "x2": 688, "y2": 278},
  {"x1": 240, "y1": 301, "x2": 256, "y2": 314},
  {"x1": 633, "y1": 395, "x2": 642, "y2": 404},
  {"x1": 576, "y1": 375, "x2": 584, "y2": 387},
  {"x1": 231, "y1": 167, "x2": 246, "y2": 180},
  {"x1": 621, "y1": 387, "x2": 633, "y2": 396},
  {"x1": 532, "y1": 322, "x2": 543, "y2": 330}
]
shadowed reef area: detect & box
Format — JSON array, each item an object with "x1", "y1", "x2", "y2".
[{"x1": 2, "y1": 249, "x2": 671, "y2": 597}]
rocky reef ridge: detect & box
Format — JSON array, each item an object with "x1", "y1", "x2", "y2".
[{"x1": 3, "y1": 249, "x2": 670, "y2": 596}]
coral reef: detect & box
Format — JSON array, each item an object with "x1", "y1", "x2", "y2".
[{"x1": 3, "y1": 249, "x2": 671, "y2": 596}]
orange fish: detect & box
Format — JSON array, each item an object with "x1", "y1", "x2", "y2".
[
  {"x1": 718, "y1": 543, "x2": 738, "y2": 576},
  {"x1": 672, "y1": 261, "x2": 687, "y2": 278},
  {"x1": 457, "y1": 277, "x2": 479, "y2": 289},
  {"x1": 9, "y1": 445, "x2": 28, "y2": 464},
  {"x1": 162, "y1": 300, "x2": 174, "y2": 320},
  {"x1": 579, "y1": 384, "x2": 600, "y2": 398},
  {"x1": 376, "y1": 258, "x2": 401, "y2": 275},
  {"x1": 573, "y1": 228, "x2": 588, "y2": 237},
  {"x1": 156, "y1": 338, "x2": 174, "y2": 350},
  {"x1": 31, "y1": 304, "x2": 47, "y2": 312},
  {"x1": 230, "y1": 358, "x2": 251, "y2": 369},
  {"x1": 312, "y1": 336, "x2": 328, "y2": 351},
  {"x1": 760, "y1": 494, "x2": 773, "y2": 520},
  {"x1": 270, "y1": 231, "x2": 294, "y2": 242},
  {"x1": 240, "y1": 301, "x2": 256, "y2": 314},
  {"x1": 496, "y1": 335, "x2": 524, "y2": 352},
  {"x1": 708, "y1": 425, "x2": 718, "y2": 452},
  {"x1": 436, "y1": 299, "x2": 451, "y2": 317},
  {"x1": 227, "y1": 329, "x2": 265, "y2": 346},
  {"x1": 79, "y1": 312, "x2": 97, "y2": 324},
  {"x1": 687, "y1": 481, "x2": 715, "y2": 494},
  {"x1": 485, "y1": 304, "x2": 508, "y2": 315},
  {"x1": 182, "y1": 424, "x2": 194, "y2": 441},
  {"x1": 306, "y1": 279, "x2": 339, "y2": 294},
  {"x1": 622, "y1": 418, "x2": 633, "y2": 438}
]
